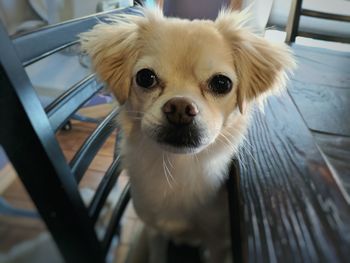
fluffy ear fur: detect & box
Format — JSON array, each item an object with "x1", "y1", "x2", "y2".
[
  {"x1": 80, "y1": 17, "x2": 141, "y2": 104},
  {"x1": 215, "y1": 10, "x2": 296, "y2": 113}
]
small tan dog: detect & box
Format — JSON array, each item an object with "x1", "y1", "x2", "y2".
[{"x1": 81, "y1": 7, "x2": 294, "y2": 263}]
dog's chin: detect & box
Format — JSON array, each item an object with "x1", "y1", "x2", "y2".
[{"x1": 144, "y1": 124, "x2": 211, "y2": 155}]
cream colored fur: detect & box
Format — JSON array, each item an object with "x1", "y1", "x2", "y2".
[{"x1": 81, "y1": 7, "x2": 295, "y2": 263}]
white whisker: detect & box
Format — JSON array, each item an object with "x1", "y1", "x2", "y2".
[
  {"x1": 162, "y1": 153, "x2": 173, "y2": 189},
  {"x1": 165, "y1": 153, "x2": 176, "y2": 185},
  {"x1": 165, "y1": 152, "x2": 174, "y2": 169},
  {"x1": 237, "y1": 137, "x2": 258, "y2": 167}
]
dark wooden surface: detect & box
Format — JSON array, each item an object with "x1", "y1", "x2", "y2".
[
  {"x1": 238, "y1": 43, "x2": 350, "y2": 262},
  {"x1": 239, "y1": 94, "x2": 350, "y2": 263},
  {"x1": 312, "y1": 132, "x2": 350, "y2": 200}
]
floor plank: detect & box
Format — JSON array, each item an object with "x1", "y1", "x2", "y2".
[
  {"x1": 239, "y1": 93, "x2": 350, "y2": 263},
  {"x1": 0, "y1": 164, "x2": 16, "y2": 194},
  {"x1": 312, "y1": 132, "x2": 350, "y2": 201},
  {"x1": 0, "y1": 216, "x2": 46, "y2": 251}
]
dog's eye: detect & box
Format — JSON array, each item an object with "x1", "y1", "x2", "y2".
[
  {"x1": 136, "y1": 68, "x2": 157, "y2": 89},
  {"x1": 209, "y1": 75, "x2": 232, "y2": 95}
]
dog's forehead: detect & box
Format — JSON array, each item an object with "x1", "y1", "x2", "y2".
[
  {"x1": 138, "y1": 20, "x2": 234, "y2": 78},
  {"x1": 148, "y1": 20, "x2": 226, "y2": 54}
]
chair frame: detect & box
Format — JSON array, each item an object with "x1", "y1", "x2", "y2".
[
  {"x1": 0, "y1": 6, "x2": 138, "y2": 263},
  {"x1": 285, "y1": 0, "x2": 350, "y2": 44}
]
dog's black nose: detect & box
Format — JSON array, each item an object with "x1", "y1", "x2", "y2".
[{"x1": 162, "y1": 98, "x2": 199, "y2": 125}]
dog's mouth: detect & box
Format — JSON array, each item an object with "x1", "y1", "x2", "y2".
[{"x1": 148, "y1": 123, "x2": 208, "y2": 154}]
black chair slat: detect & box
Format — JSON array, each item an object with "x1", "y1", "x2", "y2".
[
  {"x1": 102, "y1": 182, "x2": 131, "y2": 255},
  {"x1": 12, "y1": 7, "x2": 137, "y2": 66},
  {"x1": 0, "y1": 23, "x2": 104, "y2": 263},
  {"x1": 301, "y1": 9, "x2": 350, "y2": 22},
  {"x1": 70, "y1": 107, "x2": 120, "y2": 182},
  {"x1": 298, "y1": 31, "x2": 350, "y2": 44},
  {"x1": 46, "y1": 74, "x2": 103, "y2": 131},
  {"x1": 89, "y1": 156, "x2": 123, "y2": 223}
]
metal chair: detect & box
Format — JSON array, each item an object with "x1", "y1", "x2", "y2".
[
  {"x1": 0, "y1": 6, "x2": 138, "y2": 263},
  {"x1": 285, "y1": 0, "x2": 350, "y2": 44}
]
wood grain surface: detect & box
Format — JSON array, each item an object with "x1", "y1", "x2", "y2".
[
  {"x1": 313, "y1": 132, "x2": 350, "y2": 203},
  {"x1": 239, "y1": 93, "x2": 350, "y2": 263}
]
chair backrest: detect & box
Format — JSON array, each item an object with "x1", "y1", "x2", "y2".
[
  {"x1": 0, "y1": 0, "x2": 45, "y2": 35},
  {"x1": 0, "y1": 6, "x2": 138, "y2": 263},
  {"x1": 285, "y1": 0, "x2": 350, "y2": 43}
]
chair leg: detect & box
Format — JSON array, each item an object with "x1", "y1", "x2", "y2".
[{"x1": 285, "y1": 0, "x2": 303, "y2": 43}]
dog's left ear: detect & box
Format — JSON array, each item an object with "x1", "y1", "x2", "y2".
[{"x1": 215, "y1": 11, "x2": 296, "y2": 114}]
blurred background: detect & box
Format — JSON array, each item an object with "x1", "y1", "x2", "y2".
[{"x1": 0, "y1": 0, "x2": 349, "y2": 39}]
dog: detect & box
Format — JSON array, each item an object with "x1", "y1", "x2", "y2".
[{"x1": 81, "y1": 7, "x2": 295, "y2": 263}]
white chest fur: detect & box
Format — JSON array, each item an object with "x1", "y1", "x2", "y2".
[{"x1": 122, "y1": 134, "x2": 233, "y2": 238}]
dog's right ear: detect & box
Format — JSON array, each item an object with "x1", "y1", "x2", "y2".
[{"x1": 80, "y1": 18, "x2": 141, "y2": 104}]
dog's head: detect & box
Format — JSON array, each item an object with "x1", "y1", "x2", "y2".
[{"x1": 81, "y1": 8, "x2": 295, "y2": 154}]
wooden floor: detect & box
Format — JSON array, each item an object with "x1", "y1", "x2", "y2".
[{"x1": 0, "y1": 104, "x2": 140, "y2": 261}]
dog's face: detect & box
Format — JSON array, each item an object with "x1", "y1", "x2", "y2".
[
  {"x1": 81, "y1": 9, "x2": 295, "y2": 154},
  {"x1": 129, "y1": 20, "x2": 238, "y2": 153}
]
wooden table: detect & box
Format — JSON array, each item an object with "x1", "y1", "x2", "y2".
[{"x1": 236, "y1": 43, "x2": 350, "y2": 263}]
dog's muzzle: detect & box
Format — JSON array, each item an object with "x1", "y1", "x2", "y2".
[{"x1": 156, "y1": 98, "x2": 203, "y2": 149}]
